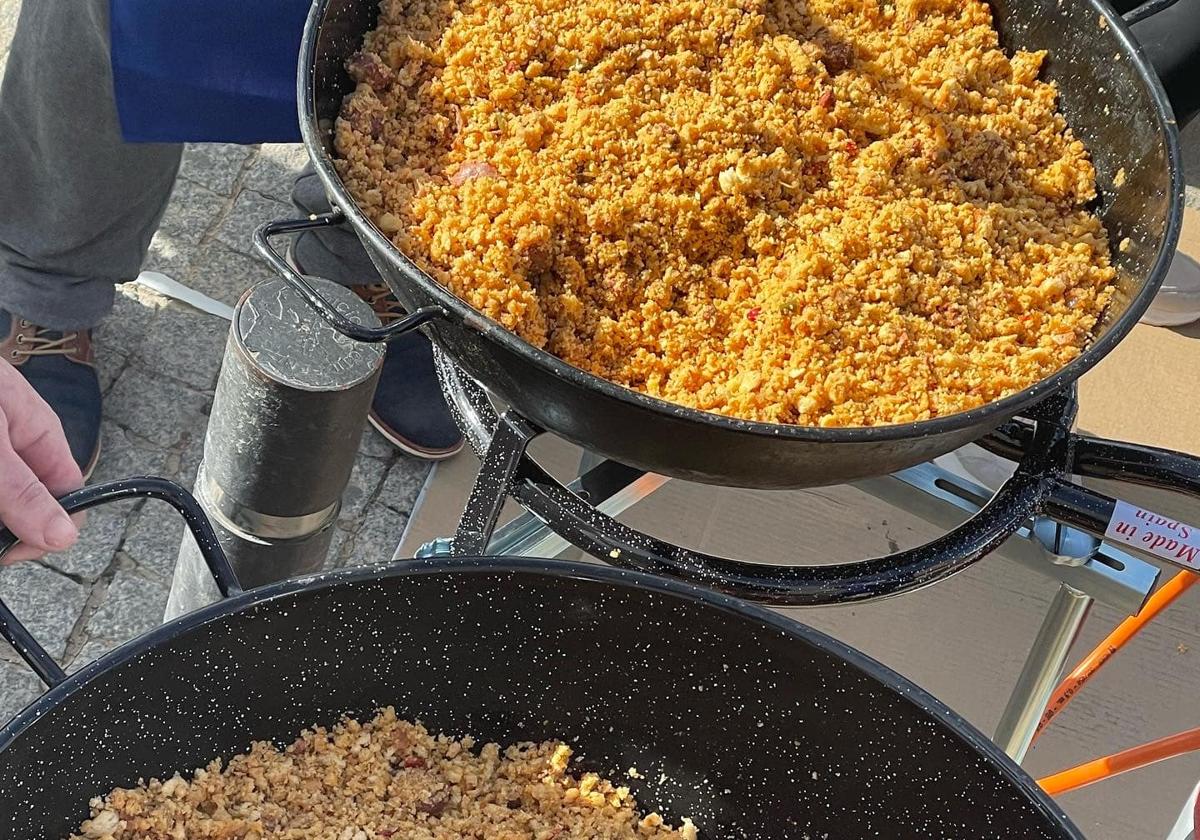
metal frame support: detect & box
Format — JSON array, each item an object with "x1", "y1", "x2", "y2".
[
  {"x1": 427, "y1": 455, "x2": 1156, "y2": 615},
  {"x1": 422, "y1": 354, "x2": 1166, "y2": 765},
  {"x1": 993, "y1": 585, "x2": 1094, "y2": 762},
  {"x1": 452, "y1": 413, "x2": 538, "y2": 555},
  {"x1": 858, "y1": 463, "x2": 1156, "y2": 615}
]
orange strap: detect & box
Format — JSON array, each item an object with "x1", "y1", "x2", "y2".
[
  {"x1": 1034, "y1": 571, "x2": 1197, "y2": 741},
  {"x1": 1039, "y1": 727, "x2": 1200, "y2": 796}
]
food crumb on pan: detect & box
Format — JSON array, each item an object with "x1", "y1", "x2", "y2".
[
  {"x1": 1119, "y1": 237, "x2": 1132, "y2": 253},
  {"x1": 337, "y1": 0, "x2": 1117, "y2": 428},
  {"x1": 1114, "y1": 167, "x2": 1127, "y2": 186},
  {"x1": 67, "y1": 708, "x2": 697, "y2": 839}
]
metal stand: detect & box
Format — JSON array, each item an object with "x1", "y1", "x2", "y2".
[
  {"x1": 993, "y1": 585, "x2": 1093, "y2": 762},
  {"x1": 432, "y1": 446, "x2": 1143, "y2": 762},
  {"x1": 415, "y1": 350, "x2": 1177, "y2": 767},
  {"x1": 164, "y1": 279, "x2": 383, "y2": 619}
]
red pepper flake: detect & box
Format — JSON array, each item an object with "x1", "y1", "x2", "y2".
[
  {"x1": 379, "y1": 831, "x2": 396, "y2": 837},
  {"x1": 504, "y1": 59, "x2": 520, "y2": 74},
  {"x1": 844, "y1": 140, "x2": 859, "y2": 156},
  {"x1": 403, "y1": 755, "x2": 426, "y2": 768},
  {"x1": 817, "y1": 89, "x2": 836, "y2": 109},
  {"x1": 746, "y1": 307, "x2": 761, "y2": 322}
]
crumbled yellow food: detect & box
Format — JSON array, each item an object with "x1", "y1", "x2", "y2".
[
  {"x1": 336, "y1": 0, "x2": 1116, "y2": 427},
  {"x1": 69, "y1": 708, "x2": 695, "y2": 839}
]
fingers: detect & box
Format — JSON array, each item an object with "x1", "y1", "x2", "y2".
[
  {"x1": 9, "y1": 422, "x2": 83, "y2": 497},
  {"x1": 0, "y1": 364, "x2": 81, "y2": 561},
  {"x1": 1, "y1": 366, "x2": 82, "y2": 496},
  {"x1": 3, "y1": 542, "x2": 48, "y2": 565},
  {"x1": 0, "y1": 429, "x2": 79, "y2": 560},
  {"x1": 0, "y1": 513, "x2": 86, "y2": 564}
]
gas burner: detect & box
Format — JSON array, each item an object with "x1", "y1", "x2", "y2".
[
  {"x1": 421, "y1": 348, "x2": 1200, "y2": 761},
  {"x1": 425, "y1": 348, "x2": 1197, "y2": 604}
]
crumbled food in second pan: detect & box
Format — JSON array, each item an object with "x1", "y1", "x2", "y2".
[{"x1": 68, "y1": 708, "x2": 697, "y2": 839}]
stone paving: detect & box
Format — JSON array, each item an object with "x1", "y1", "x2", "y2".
[{"x1": 0, "y1": 3, "x2": 431, "y2": 719}]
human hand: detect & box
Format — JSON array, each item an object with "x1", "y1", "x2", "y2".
[{"x1": 0, "y1": 359, "x2": 83, "y2": 563}]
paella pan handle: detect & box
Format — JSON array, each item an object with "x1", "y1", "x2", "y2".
[
  {"x1": 0, "y1": 477, "x2": 241, "y2": 688},
  {"x1": 1121, "y1": 0, "x2": 1183, "y2": 26},
  {"x1": 254, "y1": 210, "x2": 447, "y2": 343}
]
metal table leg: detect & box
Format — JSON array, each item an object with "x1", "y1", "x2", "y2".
[
  {"x1": 489, "y1": 472, "x2": 669, "y2": 558},
  {"x1": 993, "y1": 584, "x2": 1093, "y2": 762}
]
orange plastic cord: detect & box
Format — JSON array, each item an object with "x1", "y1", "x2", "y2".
[
  {"x1": 1039, "y1": 727, "x2": 1200, "y2": 796},
  {"x1": 1033, "y1": 570, "x2": 1198, "y2": 741}
]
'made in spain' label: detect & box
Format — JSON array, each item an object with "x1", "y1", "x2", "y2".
[{"x1": 1105, "y1": 500, "x2": 1200, "y2": 569}]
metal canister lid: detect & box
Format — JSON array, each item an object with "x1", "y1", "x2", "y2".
[{"x1": 234, "y1": 278, "x2": 384, "y2": 390}]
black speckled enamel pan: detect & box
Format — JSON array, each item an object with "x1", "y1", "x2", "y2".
[
  {"x1": 255, "y1": 0, "x2": 1184, "y2": 490},
  {"x1": 0, "y1": 480, "x2": 1079, "y2": 838}
]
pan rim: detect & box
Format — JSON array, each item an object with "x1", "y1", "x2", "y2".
[
  {"x1": 299, "y1": 0, "x2": 1182, "y2": 447},
  {"x1": 0, "y1": 556, "x2": 1079, "y2": 836}
]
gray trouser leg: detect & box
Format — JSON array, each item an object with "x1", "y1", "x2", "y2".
[{"x1": 0, "y1": 0, "x2": 183, "y2": 330}]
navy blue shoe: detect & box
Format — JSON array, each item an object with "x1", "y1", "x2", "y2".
[
  {"x1": 287, "y1": 240, "x2": 464, "y2": 460},
  {"x1": 352, "y1": 283, "x2": 464, "y2": 459},
  {"x1": 0, "y1": 311, "x2": 102, "y2": 478}
]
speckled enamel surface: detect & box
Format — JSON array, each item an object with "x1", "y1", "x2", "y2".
[{"x1": 0, "y1": 560, "x2": 1077, "y2": 838}]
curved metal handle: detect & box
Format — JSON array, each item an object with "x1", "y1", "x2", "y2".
[
  {"x1": 1123, "y1": 0, "x2": 1182, "y2": 25},
  {"x1": 0, "y1": 477, "x2": 241, "y2": 688},
  {"x1": 253, "y1": 210, "x2": 446, "y2": 343}
]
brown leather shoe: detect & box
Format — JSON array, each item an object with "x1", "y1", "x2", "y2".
[{"x1": 0, "y1": 311, "x2": 102, "y2": 479}]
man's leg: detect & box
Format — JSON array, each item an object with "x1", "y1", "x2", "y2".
[
  {"x1": 290, "y1": 167, "x2": 464, "y2": 459},
  {"x1": 0, "y1": 0, "x2": 182, "y2": 476},
  {"x1": 0, "y1": 0, "x2": 182, "y2": 331}
]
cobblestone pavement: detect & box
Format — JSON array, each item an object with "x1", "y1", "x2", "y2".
[{"x1": 0, "y1": 3, "x2": 431, "y2": 720}]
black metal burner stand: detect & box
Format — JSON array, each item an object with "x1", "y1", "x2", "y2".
[{"x1": 417, "y1": 349, "x2": 1200, "y2": 764}]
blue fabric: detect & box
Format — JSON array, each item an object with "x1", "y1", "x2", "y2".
[{"x1": 110, "y1": 0, "x2": 309, "y2": 143}]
